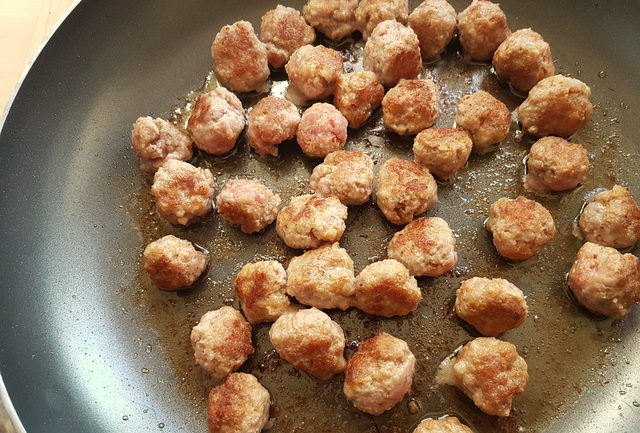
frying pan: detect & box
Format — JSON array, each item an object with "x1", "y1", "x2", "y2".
[{"x1": 1, "y1": 0, "x2": 639, "y2": 432}]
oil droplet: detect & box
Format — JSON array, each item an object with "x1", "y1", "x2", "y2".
[
  {"x1": 145, "y1": 344, "x2": 153, "y2": 353},
  {"x1": 598, "y1": 70, "x2": 607, "y2": 78},
  {"x1": 141, "y1": 367, "x2": 150, "y2": 374},
  {"x1": 122, "y1": 415, "x2": 129, "y2": 421},
  {"x1": 158, "y1": 423, "x2": 165, "y2": 429},
  {"x1": 143, "y1": 409, "x2": 149, "y2": 413},
  {"x1": 633, "y1": 401, "x2": 640, "y2": 407}
]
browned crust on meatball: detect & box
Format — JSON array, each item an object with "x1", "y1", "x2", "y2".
[
  {"x1": 260, "y1": 5, "x2": 316, "y2": 69},
  {"x1": 413, "y1": 417, "x2": 473, "y2": 433},
  {"x1": 131, "y1": 117, "x2": 193, "y2": 174},
  {"x1": 356, "y1": 0, "x2": 409, "y2": 41},
  {"x1": 303, "y1": 0, "x2": 358, "y2": 41},
  {"x1": 383, "y1": 79, "x2": 440, "y2": 136},
  {"x1": 285, "y1": 45, "x2": 344, "y2": 100},
  {"x1": 334, "y1": 71, "x2": 385, "y2": 129},
  {"x1": 457, "y1": 0, "x2": 510, "y2": 62},
  {"x1": 455, "y1": 90, "x2": 511, "y2": 152},
  {"x1": 143, "y1": 235, "x2": 208, "y2": 290},
  {"x1": 408, "y1": 0, "x2": 457, "y2": 60},
  {"x1": 524, "y1": 136, "x2": 589, "y2": 194},
  {"x1": 413, "y1": 127, "x2": 473, "y2": 180},
  {"x1": 247, "y1": 96, "x2": 300, "y2": 156}
]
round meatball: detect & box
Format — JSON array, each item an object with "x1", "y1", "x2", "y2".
[
  {"x1": 413, "y1": 128, "x2": 473, "y2": 181},
  {"x1": 286, "y1": 243, "x2": 355, "y2": 310},
  {"x1": 455, "y1": 277, "x2": 528, "y2": 336},
  {"x1": 388, "y1": 217, "x2": 457, "y2": 276},
  {"x1": 492, "y1": 28, "x2": 555, "y2": 93},
  {"x1": 343, "y1": 333, "x2": 415, "y2": 415},
  {"x1": 247, "y1": 96, "x2": 300, "y2": 157},
  {"x1": 578, "y1": 185, "x2": 640, "y2": 249},
  {"x1": 187, "y1": 87, "x2": 245, "y2": 155},
  {"x1": 524, "y1": 136, "x2": 589, "y2": 194},
  {"x1": 517, "y1": 75, "x2": 593, "y2": 137},
  {"x1": 285, "y1": 45, "x2": 343, "y2": 100},
  {"x1": 376, "y1": 158, "x2": 438, "y2": 225},
  {"x1": 276, "y1": 193, "x2": 348, "y2": 249},
  {"x1": 485, "y1": 196, "x2": 556, "y2": 261},
  {"x1": 383, "y1": 79, "x2": 440, "y2": 136},
  {"x1": 212, "y1": 21, "x2": 270, "y2": 93},
  {"x1": 151, "y1": 159, "x2": 215, "y2": 225},
  {"x1": 207, "y1": 373, "x2": 271, "y2": 433},
  {"x1": 297, "y1": 103, "x2": 348, "y2": 158},
  {"x1": 455, "y1": 90, "x2": 511, "y2": 153},
  {"x1": 334, "y1": 71, "x2": 385, "y2": 129},
  {"x1": 303, "y1": 0, "x2": 358, "y2": 41},
  {"x1": 568, "y1": 242, "x2": 640, "y2": 319},
  {"x1": 354, "y1": 259, "x2": 421, "y2": 317},
  {"x1": 190, "y1": 307, "x2": 254, "y2": 379},
  {"x1": 363, "y1": 20, "x2": 422, "y2": 87},
  {"x1": 310, "y1": 150, "x2": 375, "y2": 206},
  {"x1": 413, "y1": 417, "x2": 473, "y2": 433},
  {"x1": 356, "y1": 0, "x2": 409, "y2": 41},
  {"x1": 408, "y1": 0, "x2": 457, "y2": 60},
  {"x1": 143, "y1": 235, "x2": 208, "y2": 290},
  {"x1": 457, "y1": 0, "x2": 510, "y2": 62},
  {"x1": 260, "y1": 5, "x2": 316, "y2": 69},
  {"x1": 131, "y1": 117, "x2": 193, "y2": 174},
  {"x1": 269, "y1": 308, "x2": 346, "y2": 380},
  {"x1": 216, "y1": 179, "x2": 281, "y2": 234}
]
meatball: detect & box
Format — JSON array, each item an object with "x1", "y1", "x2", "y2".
[
  {"x1": 235, "y1": 260, "x2": 297, "y2": 324},
  {"x1": 356, "y1": 0, "x2": 409, "y2": 41},
  {"x1": 297, "y1": 103, "x2": 348, "y2": 158},
  {"x1": 212, "y1": 21, "x2": 270, "y2": 93},
  {"x1": 578, "y1": 185, "x2": 640, "y2": 249},
  {"x1": 408, "y1": 0, "x2": 457, "y2": 60},
  {"x1": 413, "y1": 417, "x2": 473, "y2": 433},
  {"x1": 455, "y1": 90, "x2": 511, "y2": 153},
  {"x1": 376, "y1": 158, "x2": 438, "y2": 225},
  {"x1": 190, "y1": 307, "x2": 254, "y2": 379},
  {"x1": 276, "y1": 193, "x2": 348, "y2": 249},
  {"x1": 388, "y1": 217, "x2": 457, "y2": 276},
  {"x1": 286, "y1": 243, "x2": 355, "y2": 310},
  {"x1": 354, "y1": 259, "x2": 421, "y2": 317},
  {"x1": 382, "y1": 79, "x2": 440, "y2": 136},
  {"x1": 247, "y1": 96, "x2": 300, "y2": 157},
  {"x1": 260, "y1": 5, "x2": 316, "y2": 69},
  {"x1": 568, "y1": 242, "x2": 640, "y2": 319},
  {"x1": 492, "y1": 28, "x2": 555, "y2": 93},
  {"x1": 413, "y1": 128, "x2": 473, "y2": 181},
  {"x1": 187, "y1": 87, "x2": 245, "y2": 155},
  {"x1": 269, "y1": 308, "x2": 346, "y2": 380},
  {"x1": 207, "y1": 373, "x2": 271, "y2": 433},
  {"x1": 524, "y1": 136, "x2": 589, "y2": 194},
  {"x1": 455, "y1": 277, "x2": 528, "y2": 336},
  {"x1": 303, "y1": 0, "x2": 358, "y2": 41},
  {"x1": 151, "y1": 159, "x2": 215, "y2": 225},
  {"x1": 517, "y1": 75, "x2": 593, "y2": 137},
  {"x1": 216, "y1": 179, "x2": 281, "y2": 234},
  {"x1": 143, "y1": 235, "x2": 208, "y2": 290},
  {"x1": 363, "y1": 20, "x2": 422, "y2": 87},
  {"x1": 285, "y1": 45, "x2": 344, "y2": 100},
  {"x1": 343, "y1": 333, "x2": 415, "y2": 415},
  {"x1": 131, "y1": 117, "x2": 193, "y2": 174},
  {"x1": 333, "y1": 71, "x2": 385, "y2": 129},
  {"x1": 457, "y1": 0, "x2": 510, "y2": 62},
  {"x1": 310, "y1": 150, "x2": 375, "y2": 206},
  {"x1": 485, "y1": 196, "x2": 556, "y2": 261}
]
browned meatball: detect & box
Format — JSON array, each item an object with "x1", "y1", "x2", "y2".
[
  {"x1": 260, "y1": 5, "x2": 316, "y2": 69},
  {"x1": 131, "y1": 117, "x2": 193, "y2": 174},
  {"x1": 333, "y1": 71, "x2": 385, "y2": 129},
  {"x1": 408, "y1": 0, "x2": 457, "y2": 59},
  {"x1": 413, "y1": 417, "x2": 473, "y2": 433},
  {"x1": 436, "y1": 337, "x2": 528, "y2": 416},
  {"x1": 517, "y1": 75, "x2": 593, "y2": 137},
  {"x1": 212, "y1": 21, "x2": 270, "y2": 93},
  {"x1": 216, "y1": 178, "x2": 281, "y2": 234},
  {"x1": 297, "y1": 103, "x2": 348, "y2": 158},
  {"x1": 303, "y1": 0, "x2": 358, "y2": 41},
  {"x1": 143, "y1": 235, "x2": 208, "y2": 290},
  {"x1": 524, "y1": 137, "x2": 589, "y2": 194},
  {"x1": 455, "y1": 90, "x2": 511, "y2": 152},
  {"x1": 383, "y1": 79, "x2": 440, "y2": 136},
  {"x1": 457, "y1": 0, "x2": 510, "y2": 62},
  {"x1": 285, "y1": 45, "x2": 343, "y2": 100},
  {"x1": 247, "y1": 96, "x2": 300, "y2": 157},
  {"x1": 356, "y1": 0, "x2": 409, "y2": 41},
  {"x1": 413, "y1": 128, "x2": 473, "y2": 181},
  {"x1": 310, "y1": 150, "x2": 375, "y2": 206}
]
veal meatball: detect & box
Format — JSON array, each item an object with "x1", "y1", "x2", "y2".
[
  {"x1": 187, "y1": 87, "x2": 245, "y2": 155},
  {"x1": 363, "y1": 20, "x2": 422, "y2": 87},
  {"x1": 285, "y1": 45, "x2": 344, "y2": 100},
  {"x1": 190, "y1": 306, "x2": 254, "y2": 379},
  {"x1": 269, "y1": 308, "x2": 347, "y2": 380},
  {"x1": 334, "y1": 71, "x2": 385, "y2": 129},
  {"x1": 457, "y1": 0, "x2": 510, "y2": 62},
  {"x1": 310, "y1": 150, "x2": 375, "y2": 206},
  {"x1": 524, "y1": 136, "x2": 589, "y2": 194},
  {"x1": 437, "y1": 337, "x2": 528, "y2": 416},
  {"x1": 286, "y1": 243, "x2": 355, "y2": 310},
  {"x1": 413, "y1": 128, "x2": 473, "y2": 181},
  {"x1": 247, "y1": 96, "x2": 300, "y2": 157},
  {"x1": 303, "y1": 0, "x2": 358, "y2": 41},
  {"x1": 276, "y1": 193, "x2": 348, "y2": 249},
  {"x1": 486, "y1": 196, "x2": 556, "y2": 260},
  {"x1": 260, "y1": 5, "x2": 316, "y2": 69},
  {"x1": 408, "y1": 0, "x2": 457, "y2": 60},
  {"x1": 343, "y1": 333, "x2": 415, "y2": 415},
  {"x1": 568, "y1": 242, "x2": 640, "y2": 319},
  {"x1": 143, "y1": 235, "x2": 208, "y2": 290},
  {"x1": 151, "y1": 159, "x2": 215, "y2": 225},
  {"x1": 492, "y1": 28, "x2": 555, "y2": 93},
  {"x1": 388, "y1": 217, "x2": 457, "y2": 276},
  {"x1": 383, "y1": 79, "x2": 440, "y2": 136},
  {"x1": 297, "y1": 103, "x2": 348, "y2": 158},
  {"x1": 518, "y1": 75, "x2": 593, "y2": 137},
  {"x1": 578, "y1": 185, "x2": 640, "y2": 249},
  {"x1": 354, "y1": 259, "x2": 421, "y2": 317},
  {"x1": 413, "y1": 417, "x2": 473, "y2": 433},
  {"x1": 212, "y1": 21, "x2": 270, "y2": 93},
  {"x1": 356, "y1": 0, "x2": 409, "y2": 41},
  {"x1": 131, "y1": 117, "x2": 192, "y2": 174},
  {"x1": 376, "y1": 158, "x2": 438, "y2": 225},
  {"x1": 455, "y1": 90, "x2": 511, "y2": 152},
  {"x1": 216, "y1": 179, "x2": 281, "y2": 234},
  {"x1": 455, "y1": 277, "x2": 528, "y2": 336}
]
